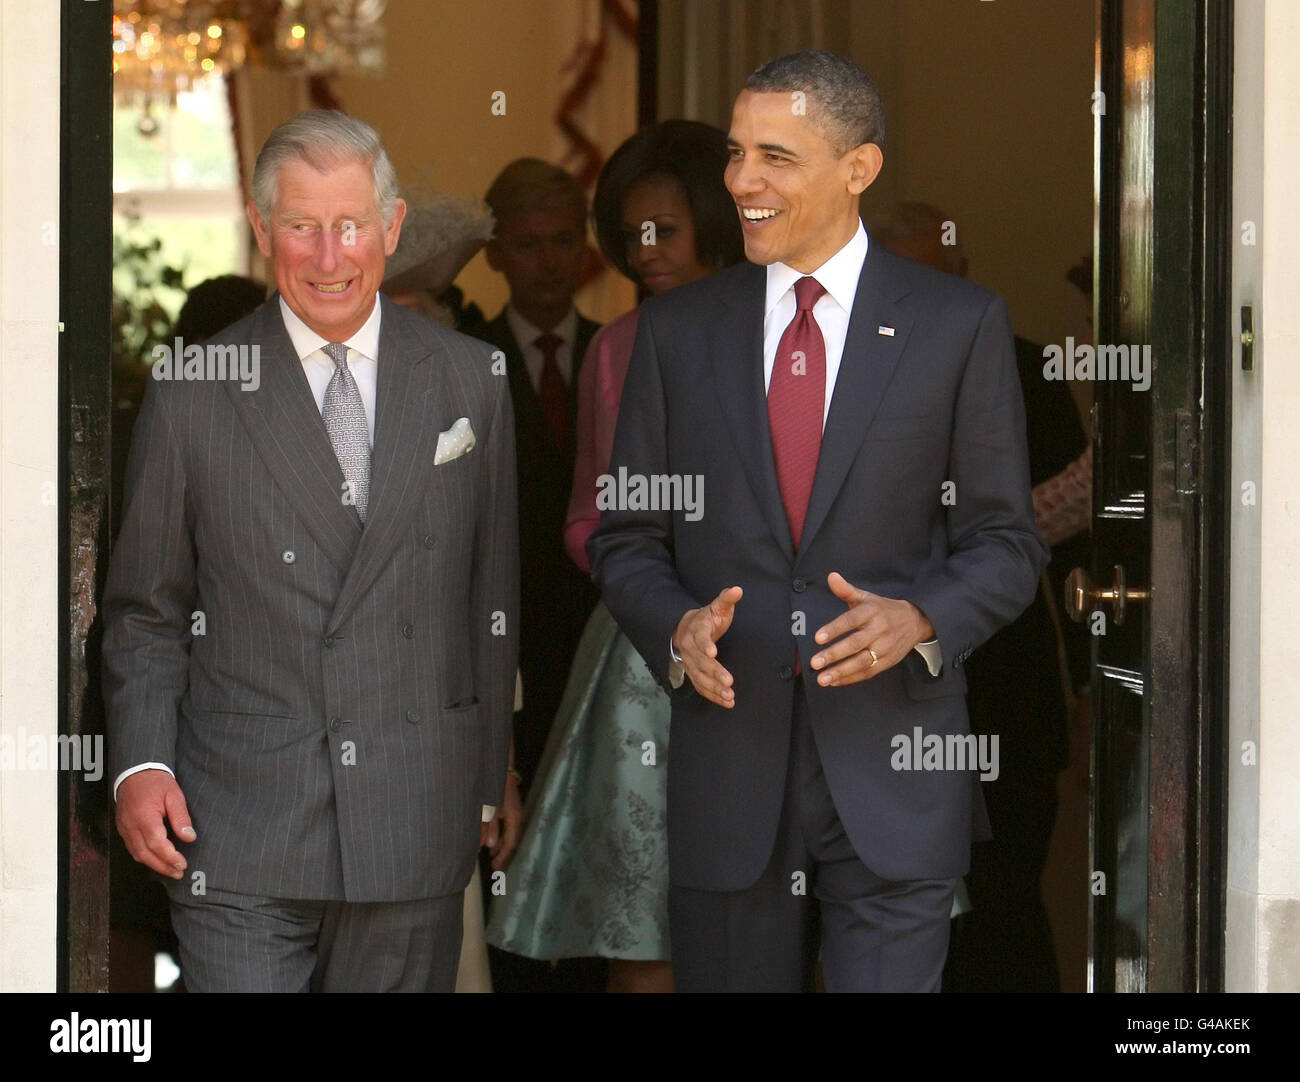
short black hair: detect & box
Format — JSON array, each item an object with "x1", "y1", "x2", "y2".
[
  {"x1": 592, "y1": 120, "x2": 744, "y2": 283},
  {"x1": 745, "y1": 49, "x2": 885, "y2": 154},
  {"x1": 174, "y1": 275, "x2": 267, "y2": 343}
]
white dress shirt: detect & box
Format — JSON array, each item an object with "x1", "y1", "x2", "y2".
[
  {"x1": 506, "y1": 305, "x2": 579, "y2": 391},
  {"x1": 280, "y1": 295, "x2": 381, "y2": 447},
  {"x1": 668, "y1": 221, "x2": 942, "y2": 683},
  {"x1": 762, "y1": 221, "x2": 869, "y2": 429}
]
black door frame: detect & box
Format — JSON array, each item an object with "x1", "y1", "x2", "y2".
[
  {"x1": 1192, "y1": 0, "x2": 1233, "y2": 995},
  {"x1": 59, "y1": 0, "x2": 113, "y2": 992},
  {"x1": 1092, "y1": 0, "x2": 1231, "y2": 992}
]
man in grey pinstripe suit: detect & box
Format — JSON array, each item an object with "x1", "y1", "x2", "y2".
[{"x1": 103, "y1": 111, "x2": 519, "y2": 992}]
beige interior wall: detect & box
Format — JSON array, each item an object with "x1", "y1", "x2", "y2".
[
  {"x1": 853, "y1": 0, "x2": 1095, "y2": 357},
  {"x1": 251, "y1": 0, "x2": 1095, "y2": 345},
  {"x1": 329, "y1": 0, "x2": 636, "y2": 324},
  {"x1": 0, "y1": 0, "x2": 61, "y2": 991},
  {"x1": 657, "y1": 0, "x2": 852, "y2": 128}
]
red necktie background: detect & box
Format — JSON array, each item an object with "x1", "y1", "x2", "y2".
[{"x1": 534, "y1": 331, "x2": 567, "y2": 449}]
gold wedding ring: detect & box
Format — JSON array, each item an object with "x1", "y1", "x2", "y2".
[{"x1": 868, "y1": 649, "x2": 879, "y2": 667}]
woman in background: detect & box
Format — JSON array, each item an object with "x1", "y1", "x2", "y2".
[{"x1": 486, "y1": 120, "x2": 743, "y2": 993}]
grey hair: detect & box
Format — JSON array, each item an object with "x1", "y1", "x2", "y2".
[
  {"x1": 251, "y1": 109, "x2": 399, "y2": 225},
  {"x1": 745, "y1": 49, "x2": 885, "y2": 155}
]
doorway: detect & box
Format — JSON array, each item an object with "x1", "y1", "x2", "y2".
[{"x1": 59, "y1": 0, "x2": 1232, "y2": 992}]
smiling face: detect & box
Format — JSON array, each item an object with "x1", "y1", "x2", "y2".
[
  {"x1": 248, "y1": 155, "x2": 405, "y2": 341},
  {"x1": 620, "y1": 174, "x2": 713, "y2": 296},
  {"x1": 724, "y1": 89, "x2": 882, "y2": 272}
]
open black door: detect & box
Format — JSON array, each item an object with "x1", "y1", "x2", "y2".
[
  {"x1": 59, "y1": 0, "x2": 113, "y2": 991},
  {"x1": 1074, "y1": 0, "x2": 1231, "y2": 992}
]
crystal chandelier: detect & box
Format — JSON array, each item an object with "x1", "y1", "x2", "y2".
[{"x1": 112, "y1": 1, "x2": 387, "y2": 98}]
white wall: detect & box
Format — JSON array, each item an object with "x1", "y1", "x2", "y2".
[
  {"x1": 0, "y1": 0, "x2": 61, "y2": 991},
  {"x1": 1226, "y1": 0, "x2": 1300, "y2": 993}
]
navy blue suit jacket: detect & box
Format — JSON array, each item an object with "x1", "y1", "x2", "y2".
[{"x1": 587, "y1": 242, "x2": 1048, "y2": 891}]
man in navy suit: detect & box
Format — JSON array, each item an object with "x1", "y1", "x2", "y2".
[{"x1": 587, "y1": 50, "x2": 1047, "y2": 992}]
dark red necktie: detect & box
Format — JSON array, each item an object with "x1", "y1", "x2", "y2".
[
  {"x1": 534, "y1": 332, "x2": 567, "y2": 450},
  {"x1": 767, "y1": 276, "x2": 827, "y2": 549}
]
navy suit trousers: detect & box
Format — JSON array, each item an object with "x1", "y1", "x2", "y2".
[{"x1": 669, "y1": 684, "x2": 959, "y2": 992}]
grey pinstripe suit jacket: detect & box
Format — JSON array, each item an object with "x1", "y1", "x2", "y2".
[{"x1": 103, "y1": 294, "x2": 519, "y2": 902}]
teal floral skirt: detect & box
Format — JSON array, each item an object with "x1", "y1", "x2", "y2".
[{"x1": 485, "y1": 602, "x2": 671, "y2": 961}]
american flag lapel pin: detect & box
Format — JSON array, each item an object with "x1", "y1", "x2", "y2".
[{"x1": 878, "y1": 325, "x2": 895, "y2": 337}]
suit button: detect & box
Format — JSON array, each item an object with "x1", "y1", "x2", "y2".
[
  {"x1": 324, "y1": 636, "x2": 335, "y2": 648},
  {"x1": 329, "y1": 716, "x2": 343, "y2": 732},
  {"x1": 778, "y1": 665, "x2": 794, "y2": 681},
  {"x1": 406, "y1": 709, "x2": 422, "y2": 724},
  {"x1": 401, "y1": 624, "x2": 415, "y2": 639},
  {"x1": 282, "y1": 550, "x2": 295, "y2": 564},
  {"x1": 422, "y1": 534, "x2": 436, "y2": 549},
  {"x1": 792, "y1": 577, "x2": 807, "y2": 592}
]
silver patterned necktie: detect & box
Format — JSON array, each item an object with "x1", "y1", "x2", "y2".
[{"x1": 321, "y1": 341, "x2": 370, "y2": 523}]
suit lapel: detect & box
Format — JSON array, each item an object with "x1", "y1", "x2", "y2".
[
  {"x1": 799, "y1": 244, "x2": 915, "y2": 556},
  {"x1": 327, "y1": 295, "x2": 442, "y2": 635},
  {"x1": 226, "y1": 296, "x2": 363, "y2": 573},
  {"x1": 712, "y1": 263, "x2": 795, "y2": 563}
]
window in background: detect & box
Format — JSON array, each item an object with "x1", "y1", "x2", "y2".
[
  {"x1": 113, "y1": 72, "x2": 246, "y2": 331},
  {"x1": 110, "y1": 72, "x2": 249, "y2": 543}
]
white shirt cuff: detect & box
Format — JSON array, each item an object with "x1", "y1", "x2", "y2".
[
  {"x1": 913, "y1": 638, "x2": 943, "y2": 676},
  {"x1": 482, "y1": 805, "x2": 496, "y2": 822},
  {"x1": 668, "y1": 637, "x2": 685, "y2": 689},
  {"x1": 113, "y1": 762, "x2": 175, "y2": 802}
]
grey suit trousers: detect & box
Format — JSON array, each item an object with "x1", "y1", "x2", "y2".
[{"x1": 167, "y1": 882, "x2": 463, "y2": 992}]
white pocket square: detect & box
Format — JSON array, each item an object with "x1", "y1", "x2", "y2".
[{"x1": 434, "y1": 417, "x2": 476, "y2": 464}]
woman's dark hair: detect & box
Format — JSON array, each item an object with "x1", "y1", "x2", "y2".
[{"x1": 592, "y1": 119, "x2": 744, "y2": 282}]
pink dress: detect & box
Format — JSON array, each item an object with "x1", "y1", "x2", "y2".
[{"x1": 564, "y1": 308, "x2": 641, "y2": 573}]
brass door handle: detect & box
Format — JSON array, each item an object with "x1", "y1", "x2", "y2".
[{"x1": 1065, "y1": 565, "x2": 1149, "y2": 625}]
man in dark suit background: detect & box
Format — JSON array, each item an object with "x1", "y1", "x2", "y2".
[
  {"x1": 104, "y1": 110, "x2": 518, "y2": 992},
  {"x1": 589, "y1": 51, "x2": 1047, "y2": 991},
  {"x1": 474, "y1": 159, "x2": 601, "y2": 787}
]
